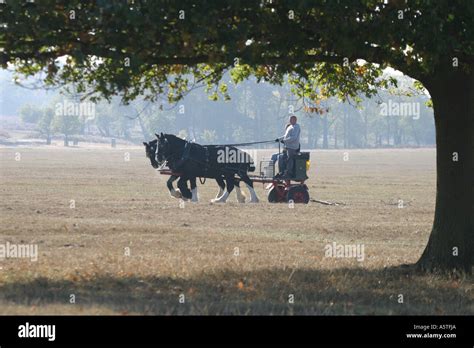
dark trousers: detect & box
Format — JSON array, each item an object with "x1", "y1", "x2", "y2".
[
  {"x1": 278, "y1": 150, "x2": 287, "y2": 174},
  {"x1": 285, "y1": 148, "x2": 298, "y2": 177}
]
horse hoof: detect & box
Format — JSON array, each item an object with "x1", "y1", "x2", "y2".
[
  {"x1": 213, "y1": 198, "x2": 227, "y2": 203},
  {"x1": 170, "y1": 189, "x2": 183, "y2": 199}
]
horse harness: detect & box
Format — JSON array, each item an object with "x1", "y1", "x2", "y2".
[
  {"x1": 161, "y1": 139, "x2": 249, "y2": 180},
  {"x1": 181, "y1": 141, "x2": 246, "y2": 177}
]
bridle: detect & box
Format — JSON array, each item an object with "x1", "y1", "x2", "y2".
[{"x1": 155, "y1": 137, "x2": 179, "y2": 169}]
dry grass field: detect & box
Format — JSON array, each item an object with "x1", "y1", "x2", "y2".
[{"x1": 0, "y1": 145, "x2": 472, "y2": 315}]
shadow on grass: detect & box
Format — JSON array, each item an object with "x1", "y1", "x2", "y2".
[{"x1": 1, "y1": 266, "x2": 472, "y2": 315}]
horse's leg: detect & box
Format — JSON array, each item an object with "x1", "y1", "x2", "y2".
[
  {"x1": 214, "y1": 174, "x2": 234, "y2": 203},
  {"x1": 190, "y1": 177, "x2": 198, "y2": 202},
  {"x1": 177, "y1": 176, "x2": 193, "y2": 200},
  {"x1": 241, "y1": 173, "x2": 259, "y2": 203},
  {"x1": 211, "y1": 176, "x2": 225, "y2": 202},
  {"x1": 234, "y1": 178, "x2": 246, "y2": 203},
  {"x1": 167, "y1": 175, "x2": 182, "y2": 199}
]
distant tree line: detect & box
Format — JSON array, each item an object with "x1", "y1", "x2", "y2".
[{"x1": 18, "y1": 74, "x2": 434, "y2": 148}]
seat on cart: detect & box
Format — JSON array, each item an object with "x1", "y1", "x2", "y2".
[{"x1": 289, "y1": 152, "x2": 310, "y2": 180}]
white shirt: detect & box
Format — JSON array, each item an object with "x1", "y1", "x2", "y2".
[{"x1": 283, "y1": 123, "x2": 301, "y2": 150}]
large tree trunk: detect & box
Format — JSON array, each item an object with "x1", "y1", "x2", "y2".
[{"x1": 417, "y1": 70, "x2": 474, "y2": 273}]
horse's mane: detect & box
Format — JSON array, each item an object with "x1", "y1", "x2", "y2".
[{"x1": 163, "y1": 133, "x2": 186, "y2": 144}]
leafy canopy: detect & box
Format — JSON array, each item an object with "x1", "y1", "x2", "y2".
[{"x1": 1, "y1": 0, "x2": 472, "y2": 103}]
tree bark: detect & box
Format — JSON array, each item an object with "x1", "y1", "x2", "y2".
[{"x1": 417, "y1": 69, "x2": 474, "y2": 273}]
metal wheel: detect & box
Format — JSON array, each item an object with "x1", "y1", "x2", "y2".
[
  {"x1": 286, "y1": 185, "x2": 310, "y2": 204},
  {"x1": 268, "y1": 185, "x2": 285, "y2": 203}
]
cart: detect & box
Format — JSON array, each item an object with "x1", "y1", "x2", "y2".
[{"x1": 250, "y1": 152, "x2": 311, "y2": 204}]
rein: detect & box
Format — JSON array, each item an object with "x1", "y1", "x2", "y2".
[
  {"x1": 210, "y1": 139, "x2": 277, "y2": 147},
  {"x1": 156, "y1": 136, "x2": 271, "y2": 177}
]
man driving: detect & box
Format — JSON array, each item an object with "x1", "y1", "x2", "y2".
[{"x1": 276, "y1": 115, "x2": 301, "y2": 179}]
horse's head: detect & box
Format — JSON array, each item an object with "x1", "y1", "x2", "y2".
[
  {"x1": 143, "y1": 139, "x2": 159, "y2": 168},
  {"x1": 155, "y1": 132, "x2": 186, "y2": 166},
  {"x1": 155, "y1": 132, "x2": 171, "y2": 165}
]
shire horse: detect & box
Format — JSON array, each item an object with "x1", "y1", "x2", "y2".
[
  {"x1": 143, "y1": 138, "x2": 249, "y2": 203},
  {"x1": 155, "y1": 133, "x2": 259, "y2": 203}
]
